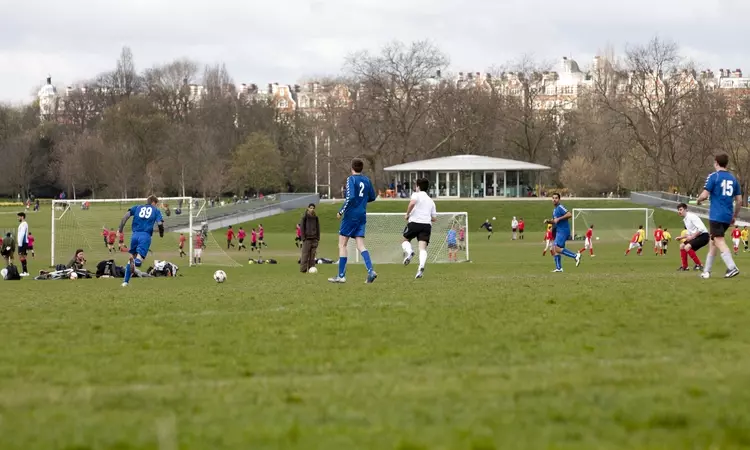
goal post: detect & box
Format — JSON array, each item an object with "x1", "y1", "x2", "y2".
[
  {"x1": 346, "y1": 212, "x2": 470, "y2": 264},
  {"x1": 572, "y1": 208, "x2": 655, "y2": 242},
  {"x1": 51, "y1": 197, "x2": 240, "y2": 268}
]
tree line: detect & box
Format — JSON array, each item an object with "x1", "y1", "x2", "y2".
[{"x1": 1, "y1": 38, "x2": 748, "y2": 200}]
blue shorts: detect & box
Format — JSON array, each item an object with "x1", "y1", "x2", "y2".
[
  {"x1": 340, "y1": 218, "x2": 366, "y2": 238},
  {"x1": 554, "y1": 232, "x2": 568, "y2": 249},
  {"x1": 129, "y1": 232, "x2": 152, "y2": 259}
]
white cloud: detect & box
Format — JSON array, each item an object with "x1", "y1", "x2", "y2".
[{"x1": 1, "y1": 0, "x2": 749, "y2": 103}]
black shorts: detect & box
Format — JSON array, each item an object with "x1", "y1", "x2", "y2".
[
  {"x1": 687, "y1": 232, "x2": 710, "y2": 252},
  {"x1": 519, "y1": 229, "x2": 524, "y2": 234},
  {"x1": 487, "y1": 226, "x2": 493, "y2": 232},
  {"x1": 239, "y1": 238, "x2": 244, "y2": 244},
  {"x1": 448, "y1": 243, "x2": 457, "y2": 249},
  {"x1": 251, "y1": 242, "x2": 257, "y2": 247},
  {"x1": 403, "y1": 222, "x2": 432, "y2": 243},
  {"x1": 18, "y1": 245, "x2": 28, "y2": 256},
  {"x1": 661, "y1": 240, "x2": 668, "y2": 246},
  {"x1": 295, "y1": 236, "x2": 301, "y2": 241},
  {"x1": 709, "y1": 221, "x2": 731, "y2": 239},
  {"x1": 27, "y1": 245, "x2": 34, "y2": 251}
]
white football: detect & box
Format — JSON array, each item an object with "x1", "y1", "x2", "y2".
[
  {"x1": 69, "y1": 272, "x2": 78, "y2": 280},
  {"x1": 213, "y1": 270, "x2": 227, "y2": 283},
  {"x1": 0, "y1": 268, "x2": 7, "y2": 279},
  {"x1": 308, "y1": 267, "x2": 318, "y2": 274},
  {"x1": 492, "y1": 217, "x2": 496, "y2": 220},
  {"x1": 596, "y1": 237, "x2": 600, "y2": 240}
]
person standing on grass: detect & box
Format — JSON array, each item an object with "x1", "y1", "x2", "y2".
[
  {"x1": 742, "y1": 226, "x2": 749, "y2": 252},
  {"x1": 696, "y1": 154, "x2": 742, "y2": 279},
  {"x1": 258, "y1": 224, "x2": 267, "y2": 247},
  {"x1": 731, "y1": 226, "x2": 742, "y2": 256},
  {"x1": 299, "y1": 203, "x2": 320, "y2": 273},
  {"x1": 662, "y1": 228, "x2": 672, "y2": 256},
  {"x1": 237, "y1": 227, "x2": 247, "y2": 251},
  {"x1": 1, "y1": 232, "x2": 15, "y2": 266},
  {"x1": 27, "y1": 232, "x2": 35, "y2": 258},
  {"x1": 511, "y1": 216, "x2": 518, "y2": 240},
  {"x1": 676, "y1": 203, "x2": 707, "y2": 272},
  {"x1": 226, "y1": 226, "x2": 235, "y2": 250},
  {"x1": 545, "y1": 193, "x2": 581, "y2": 273},
  {"x1": 295, "y1": 223, "x2": 302, "y2": 248},
  {"x1": 329, "y1": 158, "x2": 377, "y2": 284},
  {"x1": 401, "y1": 177, "x2": 437, "y2": 279},
  {"x1": 518, "y1": 217, "x2": 525, "y2": 240},
  {"x1": 178, "y1": 233, "x2": 187, "y2": 258},
  {"x1": 17, "y1": 212, "x2": 30, "y2": 276},
  {"x1": 579, "y1": 224, "x2": 595, "y2": 257}
]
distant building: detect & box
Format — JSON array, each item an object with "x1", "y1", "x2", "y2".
[{"x1": 38, "y1": 76, "x2": 58, "y2": 121}]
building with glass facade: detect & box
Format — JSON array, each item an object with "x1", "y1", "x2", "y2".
[{"x1": 383, "y1": 155, "x2": 551, "y2": 198}]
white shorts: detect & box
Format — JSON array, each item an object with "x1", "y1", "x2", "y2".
[
  {"x1": 654, "y1": 240, "x2": 663, "y2": 248},
  {"x1": 194, "y1": 248, "x2": 203, "y2": 258},
  {"x1": 733, "y1": 238, "x2": 740, "y2": 247},
  {"x1": 628, "y1": 242, "x2": 640, "y2": 250},
  {"x1": 544, "y1": 239, "x2": 552, "y2": 249},
  {"x1": 584, "y1": 238, "x2": 592, "y2": 249}
]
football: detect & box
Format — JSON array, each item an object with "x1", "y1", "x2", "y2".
[
  {"x1": 492, "y1": 216, "x2": 496, "y2": 220},
  {"x1": 308, "y1": 267, "x2": 318, "y2": 274},
  {"x1": 69, "y1": 272, "x2": 78, "y2": 280},
  {"x1": 596, "y1": 237, "x2": 600, "y2": 240},
  {"x1": 0, "y1": 268, "x2": 7, "y2": 279},
  {"x1": 213, "y1": 270, "x2": 227, "y2": 283}
]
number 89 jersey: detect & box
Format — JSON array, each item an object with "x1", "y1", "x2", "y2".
[
  {"x1": 704, "y1": 170, "x2": 742, "y2": 224},
  {"x1": 130, "y1": 204, "x2": 164, "y2": 235}
]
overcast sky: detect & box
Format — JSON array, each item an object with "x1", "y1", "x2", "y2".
[{"x1": 1, "y1": 0, "x2": 748, "y2": 104}]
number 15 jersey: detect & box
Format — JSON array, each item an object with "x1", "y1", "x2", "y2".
[
  {"x1": 130, "y1": 204, "x2": 164, "y2": 235},
  {"x1": 704, "y1": 170, "x2": 742, "y2": 224},
  {"x1": 339, "y1": 174, "x2": 376, "y2": 221}
]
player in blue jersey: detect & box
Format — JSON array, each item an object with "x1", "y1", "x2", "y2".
[
  {"x1": 544, "y1": 193, "x2": 582, "y2": 273},
  {"x1": 118, "y1": 195, "x2": 165, "y2": 287},
  {"x1": 329, "y1": 158, "x2": 378, "y2": 284},
  {"x1": 696, "y1": 154, "x2": 742, "y2": 279}
]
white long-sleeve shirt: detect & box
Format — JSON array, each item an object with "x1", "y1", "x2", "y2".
[
  {"x1": 683, "y1": 212, "x2": 708, "y2": 236},
  {"x1": 17, "y1": 221, "x2": 28, "y2": 246}
]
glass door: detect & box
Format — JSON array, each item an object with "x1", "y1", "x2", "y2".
[
  {"x1": 484, "y1": 172, "x2": 495, "y2": 196},
  {"x1": 496, "y1": 171, "x2": 506, "y2": 197},
  {"x1": 437, "y1": 172, "x2": 448, "y2": 197},
  {"x1": 448, "y1": 172, "x2": 459, "y2": 197}
]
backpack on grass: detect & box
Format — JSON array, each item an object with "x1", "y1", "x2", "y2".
[{"x1": 4, "y1": 264, "x2": 21, "y2": 280}]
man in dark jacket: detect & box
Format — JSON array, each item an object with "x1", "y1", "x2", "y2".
[
  {"x1": 299, "y1": 203, "x2": 320, "y2": 272},
  {"x1": 2, "y1": 232, "x2": 15, "y2": 265}
]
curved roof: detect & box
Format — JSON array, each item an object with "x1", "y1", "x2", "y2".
[{"x1": 384, "y1": 155, "x2": 551, "y2": 172}]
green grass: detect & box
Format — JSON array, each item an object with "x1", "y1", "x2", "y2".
[{"x1": 2, "y1": 201, "x2": 750, "y2": 449}]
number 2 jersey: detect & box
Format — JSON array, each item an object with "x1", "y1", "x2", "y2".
[
  {"x1": 339, "y1": 174, "x2": 376, "y2": 221},
  {"x1": 130, "y1": 204, "x2": 164, "y2": 235},
  {"x1": 704, "y1": 170, "x2": 742, "y2": 224}
]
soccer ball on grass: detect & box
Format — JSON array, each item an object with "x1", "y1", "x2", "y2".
[
  {"x1": 213, "y1": 270, "x2": 227, "y2": 283},
  {"x1": 308, "y1": 267, "x2": 318, "y2": 274},
  {"x1": 492, "y1": 217, "x2": 496, "y2": 220},
  {"x1": 70, "y1": 272, "x2": 78, "y2": 280}
]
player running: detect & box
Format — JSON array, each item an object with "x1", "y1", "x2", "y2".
[
  {"x1": 653, "y1": 225, "x2": 664, "y2": 256},
  {"x1": 662, "y1": 228, "x2": 672, "y2": 255},
  {"x1": 107, "y1": 228, "x2": 116, "y2": 252},
  {"x1": 542, "y1": 224, "x2": 553, "y2": 256},
  {"x1": 237, "y1": 227, "x2": 247, "y2": 250},
  {"x1": 625, "y1": 226, "x2": 644, "y2": 255},
  {"x1": 731, "y1": 226, "x2": 742, "y2": 255},
  {"x1": 102, "y1": 227, "x2": 109, "y2": 249},
  {"x1": 401, "y1": 177, "x2": 437, "y2": 278},
  {"x1": 545, "y1": 193, "x2": 581, "y2": 272},
  {"x1": 27, "y1": 232, "x2": 35, "y2": 258},
  {"x1": 250, "y1": 228, "x2": 258, "y2": 251},
  {"x1": 178, "y1": 233, "x2": 187, "y2": 258},
  {"x1": 258, "y1": 224, "x2": 267, "y2": 247},
  {"x1": 578, "y1": 224, "x2": 595, "y2": 257},
  {"x1": 480, "y1": 219, "x2": 493, "y2": 239},
  {"x1": 742, "y1": 226, "x2": 749, "y2": 252},
  {"x1": 295, "y1": 224, "x2": 302, "y2": 248},
  {"x1": 118, "y1": 195, "x2": 165, "y2": 287},
  {"x1": 329, "y1": 158, "x2": 377, "y2": 284},
  {"x1": 226, "y1": 226, "x2": 235, "y2": 250},
  {"x1": 676, "y1": 203, "x2": 707, "y2": 271},
  {"x1": 696, "y1": 154, "x2": 742, "y2": 278}
]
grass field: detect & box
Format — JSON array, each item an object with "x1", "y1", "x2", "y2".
[{"x1": 2, "y1": 199, "x2": 750, "y2": 449}]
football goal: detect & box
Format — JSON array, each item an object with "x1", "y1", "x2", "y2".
[
  {"x1": 572, "y1": 208, "x2": 656, "y2": 242},
  {"x1": 346, "y1": 212, "x2": 470, "y2": 264},
  {"x1": 51, "y1": 197, "x2": 240, "y2": 268}
]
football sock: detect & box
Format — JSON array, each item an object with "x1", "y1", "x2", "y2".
[
  {"x1": 419, "y1": 249, "x2": 427, "y2": 270},
  {"x1": 687, "y1": 249, "x2": 701, "y2": 265},
  {"x1": 337, "y1": 257, "x2": 348, "y2": 278},
  {"x1": 720, "y1": 251, "x2": 737, "y2": 271},
  {"x1": 554, "y1": 254, "x2": 562, "y2": 270},
  {"x1": 20, "y1": 257, "x2": 27, "y2": 273},
  {"x1": 124, "y1": 262, "x2": 132, "y2": 283},
  {"x1": 680, "y1": 249, "x2": 688, "y2": 268},
  {"x1": 361, "y1": 250, "x2": 374, "y2": 273},
  {"x1": 704, "y1": 253, "x2": 715, "y2": 273},
  {"x1": 561, "y1": 248, "x2": 577, "y2": 259},
  {"x1": 589, "y1": 248, "x2": 594, "y2": 255},
  {"x1": 402, "y1": 241, "x2": 413, "y2": 256}
]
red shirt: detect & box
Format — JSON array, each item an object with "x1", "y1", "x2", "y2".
[
  {"x1": 238, "y1": 230, "x2": 246, "y2": 239},
  {"x1": 179, "y1": 235, "x2": 186, "y2": 246},
  {"x1": 195, "y1": 235, "x2": 203, "y2": 247},
  {"x1": 227, "y1": 229, "x2": 235, "y2": 240},
  {"x1": 585, "y1": 228, "x2": 593, "y2": 239},
  {"x1": 296, "y1": 225, "x2": 301, "y2": 237},
  {"x1": 631, "y1": 232, "x2": 640, "y2": 243},
  {"x1": 258, "y1": 226, "x2": 264, "y2": 238},
  {"x1": 544, "y1": 230, "x2": 553, "y2": 240},
  {"x1": 732, "y1": 229, "x2": 742, "y2": 238},
  {"x1": 108, "y1": 232, "x2": 116, "y2": 244},
  {"x1": 102, "y1": 229, "x2": 109, "y2": 239},
  {"x1": 654, "y1": 229, "x2": 664, "y2": 241},
  {"x1": 119, "y1": 233, "x2": 124, "y2": 243},
  {"x1": 28, "y1": 235, "x2": 34, "y2": 246},
  {"x1": 518, "y1": 220, "x2": 525, "y2": 231},
  {"x1": 251, "y1": 230, "x2": 257, "y2": 242}
]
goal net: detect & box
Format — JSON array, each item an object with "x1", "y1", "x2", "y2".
[
  {"x1": 51, "y1": 198, "x2": 240, "y2": 268},
  {"x1": 572, "y1": 208, "x2": 656, "y2": 242},
  {"x1": 346, "y1": 212, "x2": 469, "y2": 264}
]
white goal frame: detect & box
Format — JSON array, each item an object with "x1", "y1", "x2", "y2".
[
  {"x1": 51, "y1": 197, "x2": 194, "y2": 267},
  {"x1": 572, "y1": 208, "x2": 654, "y2": 238},
  {"x1": 348, "y1": 212, "x2": 470, "y2": 264}
]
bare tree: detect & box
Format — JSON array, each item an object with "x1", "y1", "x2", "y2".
[{"x1": 143, "y1": 59, "x2": 200, "y2": 121}]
